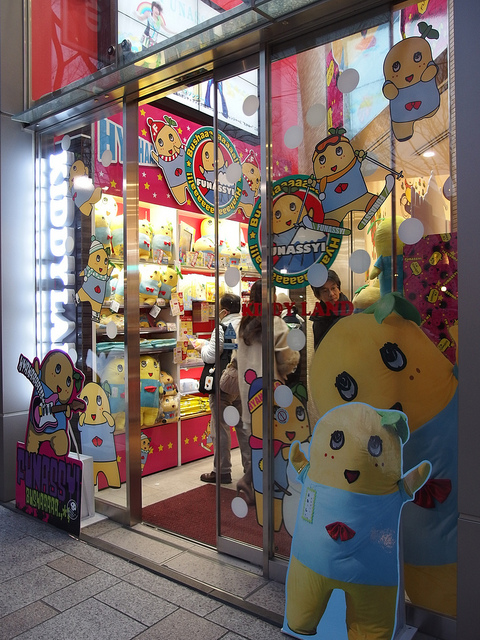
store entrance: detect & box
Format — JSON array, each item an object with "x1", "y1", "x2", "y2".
[{"x1": 131, "y1": 64, "x2": 268, "y2": 561}]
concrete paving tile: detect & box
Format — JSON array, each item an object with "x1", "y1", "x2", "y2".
[
  {"x1": 53, "y1": 537, "x2": 138, "y2": 577},
  {"x1": 82, "y1": 518, "x2": 123, "y2": 538},
  {"x1": 124, "y1": 567, "x2": 223, "y2": 616},
  {"x1": 95, "y1": 581, "x2": 177, "y2": 626},
  {"x1": 133, "y1": 608, "x2": 227, "y2": 640},
  {"x1": 13, "y1": 597, "x2": 146, "y2": 640},
  {"x1": 206, "y1": 604, "x2": 286, "y2": 639},
  {"x1": 164, "y1": 552, "x2": 268, "y2": 598},
  {"x1": 42, "y1": 570, "x2": 120, "y2": 611},
  {"x1": 0, "y1": 565, "x2": 73, "y2": 617},
  {"x1": 47, "y1": 553, "x2": 99, "y2": 580},
  {"x1": 245, "y1": 580, "x2": 286, "y2": 616},
  {"x1": 98, "y1": 527, "x2": 185, "y2": 565},
  {"x1": 1, "y1": 534, "x2": 65, "y2": 582},
  {"x1": 0, "y1": 600, "x2": 58, "y2": 640}
]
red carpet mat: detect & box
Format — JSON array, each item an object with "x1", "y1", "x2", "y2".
[{"x1": 142, "y1": 483, "x2": 292, "y2": 557}]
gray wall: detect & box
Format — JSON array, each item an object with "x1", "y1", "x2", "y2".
[
  {"x1": 454, "y1": 1, "x2": 480, "y2": 637},
  {"x1": 0, "y1": 0, "x2": 36, "y2": 501}
]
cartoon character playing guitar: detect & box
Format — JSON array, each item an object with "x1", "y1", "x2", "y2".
[{"x1": 18, "y1": 351, "x2": 85, "y2": 457}]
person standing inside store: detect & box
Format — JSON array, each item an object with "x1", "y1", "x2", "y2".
[
  {"x1": 310, "y1": 269, "x2": 352, "y2": 349},
  {"x1": 236, "y1": 281, "x2": 300, "y2": 504},
  {"x1": 197, "y1": 293, "x2": 250, "y2": 486}
]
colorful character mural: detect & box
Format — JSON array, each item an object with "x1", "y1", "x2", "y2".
[
  {"x1": 147, "y1": 114, "x2": 188, "y2": 205},
  {"x1": 284, "y1": 402, "x2": 431, "y2": 639},
  {"x1": 78, "y1": 382, "x2": 121, "y2": 489},
  {"x1": 309, "y1": 293, "x2": 458, "y2": 616},
  {"x1": 383, "y1": 22, "x2": 440, "y2": 142},
  {"x1": 76, "y1": 236, "x2": 114, "y2": 323},
  {"x1": 238, "y1": 150, "x2": 261, "y2": 219},
  {"x1": 310, "y1": 127, "x2": 395, "y2": 234},
  {"x1": 68, "y1": 159, "x2": 103, "y2": 217},
  {"x1": 246, "y1": 371, "x2": 311, "y2": 532}
]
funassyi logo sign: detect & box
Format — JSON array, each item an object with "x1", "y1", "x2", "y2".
[
  {"x1": 248, "y1": 175, "x2": 344, "y2": 289},
  {"x1": 184, "y1": 126, "x2": 243, "y2": 218}
]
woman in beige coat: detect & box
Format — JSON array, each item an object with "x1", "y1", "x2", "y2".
[{"x1": 236, "y1": 280, "x2": 300, "y2": 504}]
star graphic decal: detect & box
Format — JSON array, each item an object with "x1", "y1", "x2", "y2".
[
  {"x1": 110, "y1": 179, "x2": 117, "y2": 188},
  {"x1": 140, "y1": 108, "x2": 146, "y2": 117},
  {"x1": 158, "y1": 444, "x2": 163, "y2": 452},
  {"x1": 142, "y1": 128, "x2": 147, "y2": 136},
  {"x1": 144, "y1": 182, "x2": 150, "y2": 190},
  {"x1": 184, "y1": 437, "x2": 189, "y2": 445},
  {"x1": 168, "y1": 441, "x2": 173, "y2": 449}
]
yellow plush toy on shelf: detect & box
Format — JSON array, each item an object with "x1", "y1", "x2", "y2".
[
  {"x1": 140, "y1": 355, "x2": 162, "y2": 426},
  {"x1": 139, "y1": 263, "x2": 161, "y2": 306},
  {"x1": 110, "y1": 214, "x2": 124, "y2": 257},
  {"x1": 152, "y1": 221, "x2": 174, "y2": 263},
  {"x1": 369, "y1": 217, "x2": 405, "y2": 296},
  {"x1": 139, "y1": 219, "x2": 153, "y2": 260}
]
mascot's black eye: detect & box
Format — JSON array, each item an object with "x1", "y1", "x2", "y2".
[
  {"x1": 413, "y1": 51, "x2": 422, "y2": 63},
  {"x1": 380, "y1": 342, "x2": 407, "y2": 371},
  {"x1": 55, "y1": 364, "x2": 61, "y2": 374},
  {"x1": 296, "y1": 406, "x2": 306, "y2": 421},
  {"x1": 66, "y1": 376, "x2": 71, "y2": 387},
  {"x1": 96, "y1": 395, "x2": 102, "y2": 406},
  {"x1": 368, "y1": 435, "x2": 383, "y2": 457},
  {"x1": 392, "y1": 60, "x2": 401, "y2": 72},
  {"x1": 335, "y1": 146, "x2": 343, "y2": 156},
  {"x1": 319, "y1": 154, "x2": 326, "y2": 165},
  {"x1": 117, "y1": 364, "x2": 124, "y2": 373},
  {"x1": 335, "y1": 371, "x2": 358, "y2": 402},
  {"x1": 290, "y1": 201, "x2": 296, "y2": 212},
  {"x1": 330, "y1": 430, "x2": 345, "y2": 450}
]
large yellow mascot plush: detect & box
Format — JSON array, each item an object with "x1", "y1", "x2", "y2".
[
  {"x1": 284, "y1": 402, "x2": 430, "y2": 640},
  {"x1": 309, "y1": 293, "x2": 458, "y2": 617}
]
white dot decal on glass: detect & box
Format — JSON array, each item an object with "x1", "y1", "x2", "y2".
[
  {"x1": 399, "y1": 218, "x2": 424, "y2": 244},
  {"x1": 284, "y1": 125, "x2": 304, "y2": 150},
  {"x1": 307, "y1": 262, "x2": 328, "y2": 287},
  {"x1": 224, "y1": 266, "x2": 240, "y2": 288},
  {"x1": 106, "y1": 321, "x2": 118, "y2": 339},
  {"x1": 306, "y1": 103, "x2": 327, "y2": 127},
  {"x1": 274, "y1": 384, "x2": 293, "y2": 408},
  {"x1": 243, "y1": 94, "x2": 259, "y2": 117},
  {"x1": 349, "y1": 249, "x2": 371, "y2": 274},
  {"x1": 65, "y1": 236, "x2": 75, "y2": 253},
  {"x1": 287, "y1": 328, "x2": 306, "y2": 351},
  {"x1": 61, "y1": 135, "x2": 71, "y2": 151},
  {"x1": 101, "y1": 149, "x2": 113, "y2": 167},
  {"x1": 226, "y1": 162, "x2": 242, "y2": 183},
  {"x1": 337, "y1": 68, "x2": 360, "y2": 94},
  {"x1": 231, "y1": 495, "x2": 249, "y2": 518},
  {"x1": 223, "y1": 405, "x2": 240, "y2": 427}
]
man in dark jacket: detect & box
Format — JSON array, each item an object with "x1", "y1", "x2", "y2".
[{"x1": 310, "y1": 270, "x2": 352, "y2": 349}]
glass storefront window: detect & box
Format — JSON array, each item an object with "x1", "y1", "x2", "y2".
[{"x1": 269, "y1": 0, "x2": 456, "y2": 626}]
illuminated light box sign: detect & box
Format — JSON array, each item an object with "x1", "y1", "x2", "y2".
[{"x1": 41, "y1": 149, "x2": 77, "y2": 354}]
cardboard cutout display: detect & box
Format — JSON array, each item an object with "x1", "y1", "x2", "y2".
[
  {"x1": 309, "y1": 293, "x2": 458, "y2": 616},
  {"x1": 383, "y1": 22, "x2": 440, "y2": 142},
  {"x1": 283, "y1": 402, "x2": 431, "y2": 640},
  {"x1": 16, "y1": 351, "x2": 86, "y2": 535},
  {"x1": 76, "y1": 236, "x2": 114, "y2": 323},
  {"x1": 245, "y1": 370, "x2": 311, "y2": 531},
  {"x1": 78, "y1": 382, "x2": 121, "y2": 489}
]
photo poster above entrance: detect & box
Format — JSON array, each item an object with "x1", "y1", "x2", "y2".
[
  {"x1": 15, "y1": 351, "x2": 87, "y2": 537},
  {"x1": 93, "y1": 106, "x2": 260, "y2": 223}
]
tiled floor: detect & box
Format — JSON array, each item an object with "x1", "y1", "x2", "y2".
[{"x1": 1, "y1": 499, "x2": 444, "y2": 639}]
